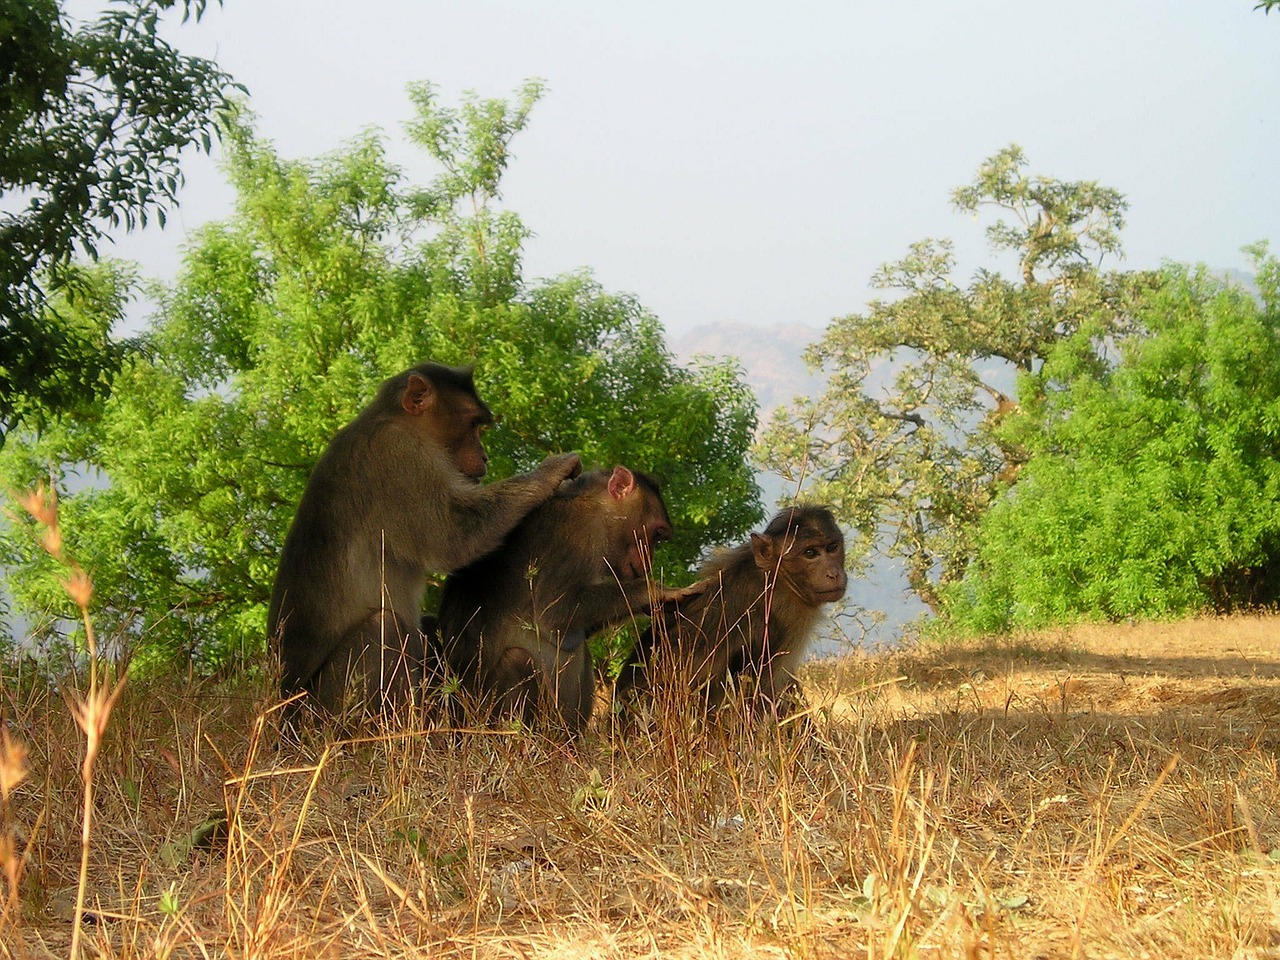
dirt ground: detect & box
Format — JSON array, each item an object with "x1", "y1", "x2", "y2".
[
  {"x1": 814, "y1": 612, "x2": 1280, "y2": 726},
  {"x1": 5, "y1": 612, "x2": 1279, "y2": 959}
]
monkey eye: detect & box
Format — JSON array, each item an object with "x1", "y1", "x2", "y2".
[{"x1": 802, "y1": 546, "x2": 820, "y2": 559}]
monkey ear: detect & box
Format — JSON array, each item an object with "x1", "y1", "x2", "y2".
[
  {"x1": 607, "y1": 466, "x2": 636, "y2": 501},
  {"x1": 402, "y1": 374, "x2": 436, "y2": 415},
  {"x1": 751, "y1": 532, "x2": 778, "y2": 570}
]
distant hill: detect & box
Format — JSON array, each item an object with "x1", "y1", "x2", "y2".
[
  {"x1": 1219, "y1": 267, "x2": 1261, "y2": 300},
  {"x1": 670, "y1": 321, "x2": 826, "y2": 419}
]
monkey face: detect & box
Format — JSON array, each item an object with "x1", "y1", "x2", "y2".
[
  {"x1": 789, "y1": 533, "x2": 848, "y2": 604},
  {"x1": 399, "y1": 368, "x2": 495, "y2": 481},
  {"x1": 603, "y1": 466, "x2": 673, "y2": 579},
  {"x1": 623, "y1": 504, "x2": 673, "y2": 578},
  {"x1": 452, "y1": 429, "x2": 489, "y2": 481},
  {"x1": 437, "y1": 392, "x2": 492, "y2": 481},
  {"x1": 755, "y1": 508, "x2": 848, "y2": 606}
]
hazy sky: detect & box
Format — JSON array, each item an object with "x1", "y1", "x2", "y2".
[{"x1": 83, "y1": 0, "x2": 1277, "y2": 338}]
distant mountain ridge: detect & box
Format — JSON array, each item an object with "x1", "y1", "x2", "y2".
[{"x1": 670, "y1": 321, "x2": 826, "y2": 420}]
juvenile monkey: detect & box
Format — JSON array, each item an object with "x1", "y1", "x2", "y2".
[
  {"x1": 268, "y1": 362, "x2": 581, "y2": 717},
  {"x1": 437, "y1": 466, "x2": 675, "y2": 734},
  {"x1": 618, "y1": 505, "x2": 847, "y2": 713}
]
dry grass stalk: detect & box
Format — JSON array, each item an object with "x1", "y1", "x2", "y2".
[
  {"x1": 1, "y1": 485, "x2": 1278, "y2": 957},
  {"x1": 0, "y1": 728, "x2": 31, "y2": 941},
  {"x1": 10, "y1": 483, "x2": 128, "y2": 959}
]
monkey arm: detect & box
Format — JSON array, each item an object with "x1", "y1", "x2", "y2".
[
  {"x1": 556, "y1": 576, "x2": 707, "y2": 651},
  {"x1": 562, "y1": 577, "x2": 662, "y2": 637},
  {"x1": 431, "y1": 453, "x2": 581, "y2": 571},
  {"x1": 652, "y1": 579, "x2": 711, "y2": 606}
]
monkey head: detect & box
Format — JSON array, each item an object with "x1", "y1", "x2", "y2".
[
  {"x1": 751, "y1": 506, "x2": 848, "y2": 606},
  {"x1": 399, "y1": 365, "x2": 495, "y2": 481},
  {"x1": 607, "y1": 466, "x2": 673, "y2": 578},
  {"x1": 556, "y1": 466, "x2": 673, "y2": 580}
]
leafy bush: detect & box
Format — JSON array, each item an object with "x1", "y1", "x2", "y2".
[
  {"x1": 948, "y1": 246, "x2": 1280, "y2": 631},
  {"x1": 0, "y1": 85, "x2": 762, "y2": 671}
]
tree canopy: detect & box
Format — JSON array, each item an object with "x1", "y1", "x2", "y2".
[
  {"x1": 949, "y1": 246, "x2": 1280, "y2": 631},
  {"x1": 0, "y1": 84, "x2": 762, "y2": 671},
  {"x1": 757, "y1": 146, "x2": 1151, "y2": 612},
  {"x1": 760, "y1": 145, "x2": 1279, "y2": 631},
  {"x1": 0, "y1": 0, "x2": 237, "y2": 445}
]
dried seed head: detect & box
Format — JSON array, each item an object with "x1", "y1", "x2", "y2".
[
  {"x1": 18, "y1": 484, "x2": 58, "y2": 528},
  {"x1": 41, "y1": 526, "x2": 64, "y2": 559},
  {"x1": 0, "y1": 730, "x2": 29, "y2": 802},
  {"x1": 62, "y1": 568, "x2": 94, "y2": 609}
]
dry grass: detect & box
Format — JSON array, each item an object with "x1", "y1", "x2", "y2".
[{"x1": 0, "y1": 611, "x2": 1278, "y2": 959}]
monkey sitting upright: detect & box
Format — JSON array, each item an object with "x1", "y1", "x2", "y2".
[
  {"x1": 437, "y1": 466, "x2": 679, "y2": 735},
  {"x1": 268, "y1": 362, "x2": 581, "y2": 719},
  {"x1": 617, "y1": 505, "x2": 847, "y2": 714}
]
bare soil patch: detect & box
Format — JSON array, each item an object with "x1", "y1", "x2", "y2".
[{"x1": 817, "y1": 612, "x2": 1280, "y2": 722}]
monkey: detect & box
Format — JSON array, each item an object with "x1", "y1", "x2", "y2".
[
  {"x1": 267, "y1": 362, "x2": 582, "y2": 718},
  {"x1": 436, "y1": 466, "x2": 676, "y2": 734},
  {"x1": 617, "y1": 505, "x2": 847, "y2": 714}
]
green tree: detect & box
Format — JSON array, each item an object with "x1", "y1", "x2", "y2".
[
  {"x1": 0, "y1": 0, "x2": 237, "y2": 445},
  {"x1": 949, "y1": 245, "x2": 1280, "y2": 631},
  {"x1": 0, "y1": 85, "x2": 761, "y2": 671},
  {"x1": 757, "y1": 146, "x2": 1151, "y2": 611}
]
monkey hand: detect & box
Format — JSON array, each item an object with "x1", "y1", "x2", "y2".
[
  {"x1": 536, "y1": 452, "x2": 582, "y2": 488},
  {"x1": 655, "y1": 580, "x2": 711, "y2": 607}
]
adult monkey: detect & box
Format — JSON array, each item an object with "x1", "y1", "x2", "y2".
[
  {"x1": 268, "y1": 362, "x2": 581, "y2": 717},
  {"x1": 617, "y1": 505, "x2": 847, "y2": 713},
  {"x1": 437, "y1": 466, "x2": 677, "y2": 734}
]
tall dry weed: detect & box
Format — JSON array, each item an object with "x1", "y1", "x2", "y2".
[{"x1": 4, "y1": 484, "x2": 127, "y2": 958}]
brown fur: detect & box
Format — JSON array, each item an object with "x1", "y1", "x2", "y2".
[
  {"x1": 438, "y1": 466, "x2": 674, "y2": 734},
  {"x1": 268, "y1": 362, "x2": 581, "y2": 717},
  {"x1": 619, "y1": 505, "x2": 847, "y2": 712}
]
